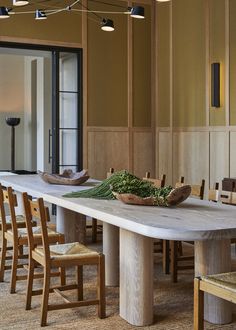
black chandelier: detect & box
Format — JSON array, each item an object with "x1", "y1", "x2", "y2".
[{"x1": 0, "y1": 1, "x2": 146, "y2": 32}]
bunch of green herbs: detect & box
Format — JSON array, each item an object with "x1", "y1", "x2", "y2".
[{"x1": 63, "y1": 170, "x2": 172, "y2": 205}]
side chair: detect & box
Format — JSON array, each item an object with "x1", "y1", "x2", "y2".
[
  {"x1": 22, "y1": 192, "x2": 106, "y2": 327},
  {"x1": 194, "y1": 273, "x2": 236, "y2": 329},
  {"x1": 0, "y1": 185, "x2": 64, "y2": 293},
  {"x1": 143, "y1": 171, "x2": 166, "y2": 188},
  {"x1": 209, "y1": 182, "x2": 236, "y2": 249},
  {"x1": 0, "y1": 183, "x2": 28, "y2": 281},
  {"x1": 170, "y1": 177, "x2": 205, "y2": 282}
]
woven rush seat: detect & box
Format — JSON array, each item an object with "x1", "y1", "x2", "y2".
[
  {"x1": 34, "y1": 242, "x2": 99, "y2": 260},
  {"x1": 5, "y1": 214, "x2": 25, "y2": 223},
  {"x1": 5, "y1": 226, "x2": 60, "y2": 239},
  {"x1": 0, "y1": 215, "x2": 26, "y2": 230},
  {"x1": 194, "y1": 271, "x2": 236, "y2": 329},
  {"x1": 200, "y1": 271, "x2": 236, "y2": 292}
]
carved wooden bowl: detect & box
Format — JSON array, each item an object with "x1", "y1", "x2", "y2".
[
  {"x1": 38, "y1": 169, "x2": 89, "y2": 185},
  {"x1": 113, "y1": 185, "x2": 191, "y2": 206}
]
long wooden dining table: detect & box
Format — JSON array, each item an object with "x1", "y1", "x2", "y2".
[{"x1": 1, "y1": 174, "x2": 236, "y2": 327}]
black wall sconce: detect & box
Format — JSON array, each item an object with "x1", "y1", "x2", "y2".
[{"x1": 211, "y1": 62, "x2": 220, "y2": 107}]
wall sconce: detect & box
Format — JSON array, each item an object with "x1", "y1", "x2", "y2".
[{"x1": 211, "y1": 62, "x2": 220, "y2": 108}]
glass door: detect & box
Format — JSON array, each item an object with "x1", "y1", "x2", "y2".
[{"x1": 52, "y1": 50, "x2": 82, "y2": 174}]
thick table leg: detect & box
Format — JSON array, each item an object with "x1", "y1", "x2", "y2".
[
  {"x1": 195, "y1": 239, "x2": 232, "y2": 324},
  {"x1": 103, "y1": 223, "x2": 119, "y2": 286},
  {"x1": 56, "y1": 206, "x2": 86, "y2": 244},
  {"x1": 120, "y1": 228, "x2": 153, "y2": 326}
]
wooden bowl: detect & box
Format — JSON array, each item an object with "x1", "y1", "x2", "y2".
[
  {"x1": 38, "y1": 169, "x2": 89, "y2": 185},
  {"x1": 113, "y1": 185, "x2": 191, "y2": 206}
]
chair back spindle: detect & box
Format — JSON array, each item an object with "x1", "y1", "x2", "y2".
[
  {"x1": 23, "y1": 193, "x2": 51, "y2": 262},
  {"x1": 143, "y1": 173, "x2": 166, "y2": 188}
]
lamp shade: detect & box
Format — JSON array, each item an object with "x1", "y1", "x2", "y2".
[
  {"x1": 13, "y1": 0, "x2": 29, "y2": 6},
  {"x1": 101, "y1": 19, "x2": 114, "y2": 32},
  {"x1": 0, "y1": 7, "x2": 9, "y2": 19},
  {"x1": 5, "y1": 117, "x2": 21, "y2": 127},
  {"x1": 35, "y1": 9, "x2": 47, "y2": 20},
  {"x1": 130, "y1": 6, "x2": 145, "y2": 19}
]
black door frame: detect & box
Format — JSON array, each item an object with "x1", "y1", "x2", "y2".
[
  {"x1": 0, "y1": 41, "x2": 83, "y2": 174},
  {"x1": 52, "y1": 50, "x2": 83, "y2": 174}
]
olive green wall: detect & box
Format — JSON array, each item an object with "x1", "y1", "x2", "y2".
[
  {"x1": 209, "y1": 0, "x2": 225, "y2": 126},
  {"x1": 157, "y1": 0, "x2": 236, "y2": 129},
  {"x1": 133, "y1": 3, "x2": 151, "y2": 127},
  {"x1": 172, "y1": 0, "x2": 206, "y2": 128},
  {"x1": 87, "y1": 0, "x2": 128, "y2": 127},
  {"x1": 88, "y1": 1, "x2": 151, "y2": 127},
  {"x1": 157, "y1": 4, "x2": 170, "y2": 128}
]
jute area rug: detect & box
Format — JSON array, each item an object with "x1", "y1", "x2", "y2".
[{"x1": 0, "y1": 240, "x2": 236, "y2": 330}]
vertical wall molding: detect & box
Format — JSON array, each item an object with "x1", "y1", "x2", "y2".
[
  {"x1": 225, "y1": 0, "x2": 231, "y2": 176},
  {"x1": 82, "y1": 0, "x2": 88, "y2": 169},
  {"x1": 205, "y1": 0, "x2": 210, "y2": 128},
  {"x1": 151, "y1": 0, "x2": 157, "y2": 177},
  {"x1": 205, "y1": 0, "x2": 210, "y2": 188},
  {"x1": 169, "y1": 1, "x2": 173, "y2": 185},
  {"x1": 225, "y1": 0, "x2": 230, "y2": 127},
  {"x1": 128, "y1": 0, "x2": 134, "y2": 173}
]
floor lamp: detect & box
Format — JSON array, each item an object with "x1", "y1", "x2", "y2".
[{"x1": 5, "y1": 117, "x2": 20, "y2": 172}]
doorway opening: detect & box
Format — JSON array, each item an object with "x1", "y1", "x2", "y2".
[{"x1": 0, "y1": 43, "x2": 83, "y2": 174}]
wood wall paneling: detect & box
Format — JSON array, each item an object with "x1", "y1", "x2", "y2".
[
  {"x1": 229, "y1": 131, "x2": 236, "y2": 178},
  {"x1": 133, "y1": 131, "x2": 154, "y2": 178},
  {"x1": 209, "y1": 0, "x2": 226, "y2": 126},
  {"x1": 87, "y1": 130, "x2": 129, "y2": 179},
  {"x1": 158, "y1": 131, "x2": 172, "y2": 186},
  {"x1": 172, "y1": 0, "x2": 206, "y2": 128},
  {"x1": 210, "y1": 131, "x2": 229, "y2": 188},
  {"x1": 172, "y1": 131, "x2": 209, "y2": 196}
]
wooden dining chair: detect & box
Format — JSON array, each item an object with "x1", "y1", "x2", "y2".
[
  {"x1": 208, "y1": 182, "x2": 219, "y2": 202},
  {"x1": 194, "y1": 272, "x2": 236, "y2": 329},
  {"x1": 0, "y1": 183, "x2": 30, "y2": 282},
  {"x1": 22, "y1": 192, "x2": 105, "y2": 326},
  {"x1": 143, "y1": 171, "x2": 166, "y2": 188},
  {"x1": 170, "y1": 177, "x2": 205, "y2": 283},
  {"x1": 90, "y1": 167, "x2": 115, "y2": 243},
  {"x1": 210, "y1": 183, "x2": 236, "y2": 249},
  {"x1": 0, "y1": 185, "x2": 64, "y2": 293}
]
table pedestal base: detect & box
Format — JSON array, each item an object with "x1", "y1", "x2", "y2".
[
  {"x1": 195, "y1": 239, "x2": 232, "y2": 324},
  {"x1": 56, "y1": 206, "x2": 86, "y2": 243},
  {"x1": 120, "y1": 229, "x2": 153, "y2": 326},
  {"x1": 103, "y1": 223, "x2": 119, "y2": 286}
]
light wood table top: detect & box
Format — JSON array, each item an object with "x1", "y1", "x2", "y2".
[{"x1": 1, "y1": 174, "x2": 236, "y2": 241}]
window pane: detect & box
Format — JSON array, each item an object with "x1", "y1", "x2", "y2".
[
  {"x1": 59, "y1": 92, "x2": 78, "y2": 128},
  {"x1": 59, "y1": 165, "x2": 77, "y2": 174},
  {"x1": 59, "y1": 53, "x2": 77, "y2": 92},
  {"x1": 59, "y1": 130, "x2": 78, "y2": 166}
]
